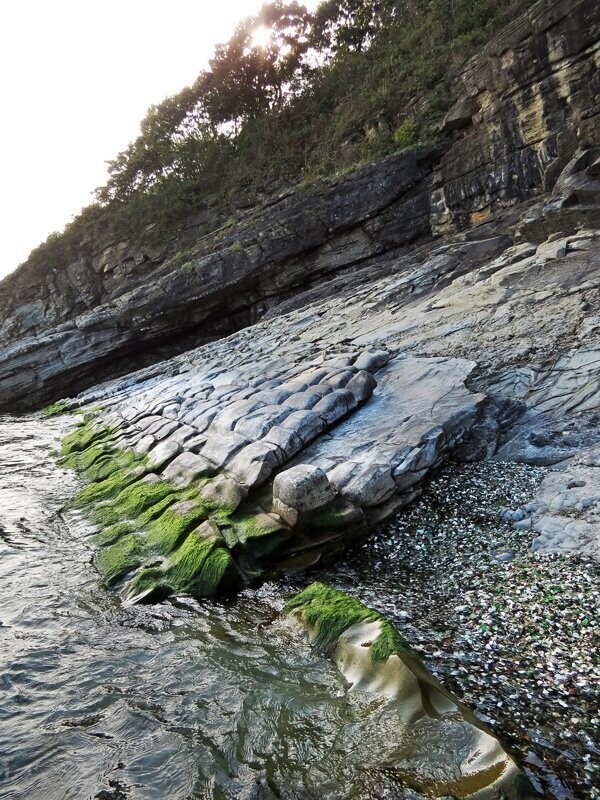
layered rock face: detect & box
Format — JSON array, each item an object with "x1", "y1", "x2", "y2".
[
  {"x1": 58, "y1": 191, "x2": 599, "y2": 597},
  {"x1": 433, "y1": 0, "x2": 600, "y2": 233},
  {"x1": 62, "y1": 339, "x2": 511, "y2": 601},
  {"x1": 1, "y1": 0, "x2": 598, "y2": 410},
  {"x1": 0, "y1": 153, "x2": 433, "y2": 409}
]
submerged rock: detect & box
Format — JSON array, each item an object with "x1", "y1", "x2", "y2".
[{"x1": 285, "y1": 583, "x2": 540, "y2": 800}]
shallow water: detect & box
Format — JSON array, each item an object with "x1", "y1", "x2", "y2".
[
  {"x1": 0, "y1": 415, "x2": 592, "y2": 800},
  {"x1": 0, "y1": 414, "x2": 480, "y2": 800},
  {"x1": 0, "y1": 415, "x2": 377, "y2": 799}
]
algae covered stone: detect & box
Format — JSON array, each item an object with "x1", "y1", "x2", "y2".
[{"x1": 285, "y1": 582, "x2": 540, "y2": 800}]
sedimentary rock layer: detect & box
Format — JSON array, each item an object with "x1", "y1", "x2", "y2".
[
  {"x1": 0, "y1": 0, "x2": 598, "y2": 410},
  {"x1": 56, "y1": 182, "x2": 600, "y2": 594},
  {"x1": 62, "y1": 341, "x2": 509, "y2": 600}
]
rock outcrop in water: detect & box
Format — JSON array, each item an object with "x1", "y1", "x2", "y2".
[
  {"x1": 285, "y1": 583, "x2": 539, "y2": 800},
  {"x1": 0, "y1": 0, "x2": 598, "y2": 411},
  {"x1": 62, "y1": 341, "x2": 516, "y2": 600},
  {"x1": 58, "y1": 162, "x2": 600, "y2": 586}
]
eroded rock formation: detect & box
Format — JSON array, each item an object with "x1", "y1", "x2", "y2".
[
  {"x1": 285, "y1": 583, "x2": 539, "y2": 800},
  {"x1": 0, "y1": 0, "x2": 598, "y2": 410},
  {"x1": 61, "y1": 341, "x2": 515, "y2": 601}
]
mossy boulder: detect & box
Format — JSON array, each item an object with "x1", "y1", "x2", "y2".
[
  {"x1": 284, "y1": 582, "x2": 415, "y2": 661},
  {"x1": 285, "y1": 583, "x2": 540, "y2": 800}
]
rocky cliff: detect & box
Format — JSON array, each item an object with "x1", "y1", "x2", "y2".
[
  {"x1": 2, "y1": 5, "x2": 599, "y2": 796},
  {"x1": 0, "y1": 0, "x2": 598, "y2": 411}
]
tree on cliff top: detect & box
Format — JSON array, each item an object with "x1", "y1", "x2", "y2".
[
  {"x1": 22, "y1": 0, "x2": 524, "y2": 279},
  {"x1": 97, "y1": 2, "x2": 315, "y2": 204}
]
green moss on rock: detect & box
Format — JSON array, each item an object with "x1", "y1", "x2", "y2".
[
  {"x1": 125, "y1": 529, "x2": 240, "y2": 600},
  {"x1": 72, "y1": 464, "x2": 147, "y2": 507},
  {"x1": 93, "y1": 521, "x2": 136, "y2": 547},
  {"x1": 145, "y1": 502, "x2": 209, "y2": 555},
  {"x1": 112, "y1": 480, "x2": 177, "y2": 519},
  {"x1": 125, "y1": 567, "x2": 167, "y2": 602},
  {"x1": 61, "y1": 421, "x2": 113, "y2": 458},
  {"x1": 59, "y1": 423, "x2": 266, "y2": 599},
  {"x1": 95, "y1": 534, "x2": 145, "y2": 584},
  {"x1": 82, "y1": 449, "x2": 141, "y2": 483},
  {"x1": 285, "y1": 582, "x2": 415, "y2": 662},
  {"x1": 163, "y1": 528, "x2": 219, "y2": 589},
  {"x1": 199, "y1": 547, "x2": 238, "y2": 595},
  {"x1": 42, "y1": 402, "x2": 71, "y2": 418}
]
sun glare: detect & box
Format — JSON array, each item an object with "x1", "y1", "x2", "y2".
[{"x1": 251, "y1": 25, "x2": 272, "y2": 49}]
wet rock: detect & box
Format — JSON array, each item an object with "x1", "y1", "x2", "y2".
[
  {"x1": 286, "y1": 583, "x2": 539, "y2": 799},
  {"x1": 59, "y1": 346, "x2": 508, "y2": 600},
  {"x1": 526, "y1": 445, "x2": 600, "y2": 557},
  {"x1": 162, "y1": 451, "x2": 214, "y2": 487}
]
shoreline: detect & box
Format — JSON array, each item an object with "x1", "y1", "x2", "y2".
[{"x1": 312, "y1": 460, "x2": 598, "y2": 799}]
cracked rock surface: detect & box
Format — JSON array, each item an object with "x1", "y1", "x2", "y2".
[
  {"x1": 63, "y1": 335, "x2": 506, "y2": 600},
  {"x1": 57, "y1": 157, "x2": 600, "y2": 601}
]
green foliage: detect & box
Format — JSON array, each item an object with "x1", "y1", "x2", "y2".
[
  {"x1": 285, "y1": 582, "x2": 415, "y2": 662},
  {"x1": 204, "y1": 1, "x2": 312, "y2": 129},
  {"x1": 13, "y1": 0, "x2": 525, "y2": 323},
  {"x1": 393, "y1": 119, "x2": 420, "y2": 151}
]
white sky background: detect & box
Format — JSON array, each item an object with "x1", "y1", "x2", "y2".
[{"x1": 0, "y1": 0, "x2": 321, "y2": 279}]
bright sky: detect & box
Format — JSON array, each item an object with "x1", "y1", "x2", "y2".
[{"x1": 0, "y1": 0, "x2": 320, "y2": 279}]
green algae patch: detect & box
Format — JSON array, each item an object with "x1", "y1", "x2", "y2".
[
  {"x1": 231, "y1": 512, "x2": 290, "y2": 546},
  {"x1": 162, "y1": 527, "x2": 239, "y2": 595},
  {"x1": 60, "y1": 420, "x2": 114, "y2": 459},
  {"x1": 59, "y1": 420, "x2": 241, "y2": 599},
  {"x1": 111, "y1": 480, "x2": 177, "y2": 519},
  {"x1": 81, "y1": 449, "x2": 141, "y2": 484},
  {"x1": 285, "y1": 582, "x2": 416, "y2": 662},
  {"x1": 199, "y1": 547, "x2": 238, "y2": 594},
  {"x1": 93, "y1": 521, "x2": 136, "y2": 547},
  {"x1": 42, "y1": 401, "x2": 72, "y2": 418},
  {"x1": 95, "y1": 534, "x2": 145, "y2": 584},
  {"x1": 124, "y1": 567, "x2": 168, "y2": 603},
  {"x1": 73, "y1": 464, "x2": 147, "y2": 507},
  {"x1": 163, "y1": 528, "x2": 219, "y2": 588},
  {"x1": 126, "y1": 528, "x2": 240, "y2": 601},
  {"x1": 145, "y1": 501, "x2": 210, "y2": 555}
]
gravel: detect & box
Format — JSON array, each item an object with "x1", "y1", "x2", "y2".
[{"x1": 317, "y1": 460, "x2": 599, "y2": 800}]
